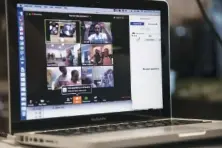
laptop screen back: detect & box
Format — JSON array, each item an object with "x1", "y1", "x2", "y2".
[{"x1": 16, "y1": 4, "x2": 163, "y2": 120}]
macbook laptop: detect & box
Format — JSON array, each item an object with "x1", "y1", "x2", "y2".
[{"x1": 5, "y1": 0, "x2": 222, "y2": 147}]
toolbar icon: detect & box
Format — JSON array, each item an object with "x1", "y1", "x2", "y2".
[{"x1": 73, "y1": 96, "x2": 82, "y2": 104}]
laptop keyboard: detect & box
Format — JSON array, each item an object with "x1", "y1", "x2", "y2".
[{"x1": 39, "y1": 119, "x2": 210, "y2": 136}]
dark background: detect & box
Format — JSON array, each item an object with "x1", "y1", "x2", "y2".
[
  {"x1": 0, "y1": 1, "x2": 7, "y2": 80},
  {"x1": 168, "y1": 0, "x2": 222, "y2": 120}
]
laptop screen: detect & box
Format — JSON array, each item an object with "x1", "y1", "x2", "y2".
[{"x1": 16, "y1": 4, "x2": 163, "y2": 120}]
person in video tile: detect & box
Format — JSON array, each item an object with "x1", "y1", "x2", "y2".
[
  {"x1": 81, "y1": 67, "x2": 96, "y2": 87},
  {"x1": 77, "y1": 49, "x2": 81, "y2": 66},
  {"x1": 68, "y1": 70, "x2": 81, "y2": 85},
  {"x1": 83, "y1": 22, "x2": 112, "y2": 44},
  {"x1": 60, "y1": 24, "x2": 75, "y2": 38},
  {"x1": 93, "y1": 67, "x2": 114, "y2": 88},
  {"x1": 101, "y1": 69, "x2": 114, "y2": 87},
  {"x1": 65, "y1": 49, "x2": 74, "y2": 66},
  {"x1": 47, "y1": 69, "x2": 53, "y2": 87},
  {"x1": 54, "y1": 66, "x2": 70, "y2": 90},
  {"x1": 46, "y1": 43, "x2": 81, "y2": 66},
  {"x1": 94, "y1": 49, "x2": 102, "y2": 65},
  {"x1": 102, "y1": 48, "x2": 112, "y2": 66},
  {"x1": 82, "y1": 68, "x2": 93, "y2": 85},
  {"x1": 47, "y1": 67, "x2": 82, "y2": 90},
  {"x1": 81, "y1": 44, "x2": 113, "y2": 66},
  {"x1": 49, "y1": 22, "x2": 59, "y2": 35},
  {"x1": 46, "y1": 20, "x2": 77, "y2": 44}
]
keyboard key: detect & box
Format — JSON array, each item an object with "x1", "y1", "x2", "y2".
[
  {"x1": 160, "y1": 120, "x2": 171, "y2": 125},
  {"x1": 106, "y1": 125, "x2": 117, "y2": 131},
  {"x1": 86, "y1": 127, "x2": 97, "y2": 133},
  {"x1": 144, "y1": 122, "x2": 155, "y2": 127},
  {"x1": 79, "y1": 128, "x2": 87, "y2": 133},
  {"x1": 136, "y1": 123, "x2": 146, "y2": 128},
  {"x1": 96, "y1": 126, "x2": 106, "y2": 132},
  {"x1": 116, "y1": 124, "x2": 128, "y2": 130},
  {"x1": 154, "y1": 122, "x2": 165, "y2": 126}
]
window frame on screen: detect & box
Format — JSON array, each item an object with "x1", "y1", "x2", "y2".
[{"x1": 5, "y1": 0, "x2": 170, "y2": 134}]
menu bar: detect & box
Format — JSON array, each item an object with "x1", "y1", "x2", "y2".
[{"x1": 17, "y1": 4, "x2": 160, "y2": 16}]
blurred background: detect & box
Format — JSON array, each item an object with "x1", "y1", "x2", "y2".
[
  {"x1": 0, "y1": 0, "x2": 222, "y2": 119},
  {"x1": 168, "y1": 0, "x2": 222, "y2": 119}
]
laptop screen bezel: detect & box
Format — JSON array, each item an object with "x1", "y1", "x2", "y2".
[{"x1": 6, "y1": 0, "x2": 170, "y2": 133}]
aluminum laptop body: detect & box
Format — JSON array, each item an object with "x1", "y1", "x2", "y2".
[{"x1": 4, "y1": 0, "x2": 222, "y2": 147}]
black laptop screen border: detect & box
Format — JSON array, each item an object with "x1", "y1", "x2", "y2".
[{"x1": 6, "y1": 0, "x2": 170, "y2": 133}]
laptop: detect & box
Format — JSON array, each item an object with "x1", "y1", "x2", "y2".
[{"x1": 4, "y1": 0, "x2": 222, "y2": 147}]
